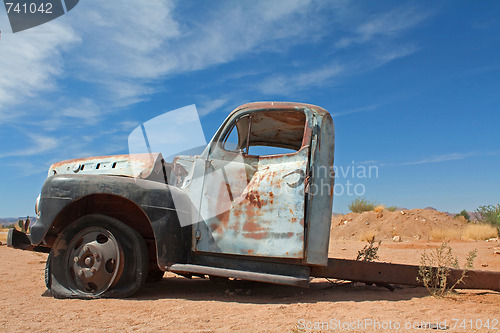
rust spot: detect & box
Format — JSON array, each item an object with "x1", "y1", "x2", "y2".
[
  {"x1": 248, "y1": 249, "x2": 254, "y2": 255},
  {"x1": 264, "y1": 110, "x2": 305, "y2": 128},
  {"x1": 245, "y1": 232, "x2": 268, "y2": 240},
  {"x1": 291, "y1": 217, "x2": 297, "y2": 223},
  {"x1": 216, "y1": 182, "x2": 231, "y2": 227},
  {"x1": 299, "y1": 219, "x2": 304, "y2": 226},
  {"x1": 301, "y1": 121, "x2": 312, "y2": 148},
  {"x1": 216, "y1": 211, "x2": 230, "y2": 228},
  {"x1": 229, "y1": 221, "x2": 240, "y2": 231},
  {"x1": 243, "y1": 221, "x2": 264, "y2": 232},
  {"x1": 246, "y1": 191, "x2": 262, "y2": 208},
  {"x1": 209, "y1": 222, "x2": 224, "y2": 235}
]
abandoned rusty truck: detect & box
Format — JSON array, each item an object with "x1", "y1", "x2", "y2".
[{"x1": 8, "y1": 102, "x2": 500, "y2": 298}]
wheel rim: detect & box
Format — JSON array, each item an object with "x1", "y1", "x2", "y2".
[{"x1": 66, "y1": 227, "x2": 123, "y2": 295}]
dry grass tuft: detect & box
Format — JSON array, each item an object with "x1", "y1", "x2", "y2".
[
  {"x1": 454, "y1": 215, "x2": 468, "y2": 224},
  {"x1": 373, "y1": 205, "x2": 385, "y2": 213},
  {"x1": 0, "y1": 229, "x2": 8, "y2": 244},
  {"x1": 430, "y1": 224, "x2": 497, "y2": 240},
  {"x1": 462, "y1": 224, "x2": 498, "y2": 240},
  {"x1": 359, "y1": 230, "x2": 377, "y2": 242},
  {"x1": 430, "y1": 228, "x2": 462, "y2": 240}
]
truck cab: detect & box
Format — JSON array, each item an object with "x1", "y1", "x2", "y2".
[{"x1": 8, "y1": 102, "x2": 335, "y2": 298}]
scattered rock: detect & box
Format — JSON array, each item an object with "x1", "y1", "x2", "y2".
[
  {"x1": 393, "y1": 236, "x2": 402, "y2": 242},
  {"x1": 376, "y1": 212, "x2": 383, "y2": 218},
  {"x1": 494, "y1": 249, "x2": 500, "y2": 255},
  {"x1": 486, "y1": 238, "x2": 499, "y2": 242},
  {"x1": 400, "y1": 211, "x2": 406, "y2": 215},
  {"x1": 481, "y1": 263, "x2": 489, "y2": 267}
]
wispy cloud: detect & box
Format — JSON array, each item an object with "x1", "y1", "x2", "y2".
[
  {"x1": 0, "y1": 16, "x2": 79, "y2": 117},
  {"x1": 401, "y1": 152, "x2": 478, "y2": 166},
  {"x1": 259, "y1": 64, "x2": 343, "y2": 95},
  {"x1": 59, "y1": 0, "x2": 325, "y2": 108},
  {"x1": 0, "y1": 134, "x2": 58, "y2": 159},
  {"x1": 0, "y1": 1, "x2": 433, "y2": 174},
  {"x1": 198, "y1": 98, "x2": 229, "y2": 116},
  {"x1": 59, "y1": 98, "x2": 102, "y2": 125},
  {"x1": 256, "y1": 4, "x2": 429, "y2": 96},
  {"x1": 332, "y1": 104, "x2": 382, "y2": 117},
  {"x1": 374, "y1": 151, "x2": 498, "y2": 167},
  {"x1": 336, "y1": 6, "x2": 432, "y2": 49}
]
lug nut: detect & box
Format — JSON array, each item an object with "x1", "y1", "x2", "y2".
[{"x1": 74, "y1": 256, "x2": 79, "y2": 263}]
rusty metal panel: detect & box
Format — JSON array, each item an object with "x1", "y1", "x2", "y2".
[
  {"x1": 48, "y1": 153, "x2": 165, "y2": 182},
  {"x1": 311, "y1": 258, "x2": 500, "y2": 292},
  {"x1": 196, "y1": 149, "x2": 308, "y2": 258}
]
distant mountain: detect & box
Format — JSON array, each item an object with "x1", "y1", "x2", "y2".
[{"x1": 0, "y1": 216, "x2": 38, "y2": 226}]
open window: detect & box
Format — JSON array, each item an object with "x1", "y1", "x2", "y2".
[{"x1": 221, "y1": 110, "x2": 307, "y2": 156}]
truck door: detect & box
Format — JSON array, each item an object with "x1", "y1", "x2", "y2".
[{"x1": 194, "y1": 109, "x2": 311, "y2": 259}]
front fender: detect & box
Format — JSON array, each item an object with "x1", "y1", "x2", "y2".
[{"x1": 30, "y1": 174, "x2": 192, "y2": 266}]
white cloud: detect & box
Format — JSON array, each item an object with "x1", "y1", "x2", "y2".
[
  {"x1": 198, "y1": 98, "x2": 229, "y2": 116},
  {"x1": 60, "y1": 98, "x2": 101, "y2": 124},
  {"x1": 256, "y1": 4, "x2": 429, "y2": 96},
  {"x1": 375, "y1": 44, "x2": 419, "y2": 64},
  {"x1": 332, "y1": 104, "x2": 381, "y2": 117},
  {"x1": 0, "y1": 16, "x2": 80, "y2": 116},
  {"x1": 0, "y1": 1, "x2": 433, "y2": 167},
  {"x1": 0, "y1": 134, "x2": 58, "y2": 159},
  {"x1": 401, "y1": 152, "x2": 477, "y2": 166},
  {"x1": 259, "y1": 64, "x2": 343, "y2": 95},
  {"x1": 0, "y1": 1, "x2": 430, "y2": 121},
  {"x1": 50, "y1": 0, "x2": 324, "y2": 108},
  {"x1": 336, "y1": 6, "x2": 431, "y2": 49}
]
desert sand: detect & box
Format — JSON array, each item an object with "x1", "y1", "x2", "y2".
[{"x1": 0, "y1": 210, "x2": 499, "y2": 332}]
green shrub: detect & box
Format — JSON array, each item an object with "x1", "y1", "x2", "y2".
[
  {"x1": 418, "y1": 242, "x2": 477, "y2": 297},
  {"x1": 476, "y1": 204, "x2": 500, "y2": 229},
  {"x1": 386, "y1": 206, "x2": 397, "y2": 212},
  {"x1": 455, "y1": 209, "x2": 470, "y2": 222},
  {"x1": 348, "y1": 198, "x2": 375, "y2": 213},
  {"x1": 356, "y1": 238, "x2": 381, "y2": 262}
]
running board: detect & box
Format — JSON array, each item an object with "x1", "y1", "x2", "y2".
[{"x1": 168, "y1": 264, "x2": 310, "y2": 288}]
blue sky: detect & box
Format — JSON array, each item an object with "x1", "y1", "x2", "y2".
[{"x1": 0, "y1": 0, "x2": 499, "y2": 217}]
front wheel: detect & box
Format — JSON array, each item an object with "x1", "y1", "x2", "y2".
[{"x1": 46, "y1": 214, "x2": 149, "y2": 299}]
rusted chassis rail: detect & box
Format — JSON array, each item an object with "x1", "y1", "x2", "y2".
[{"x1": 311, "y1": 258, "x2": 500, "y2": 292}]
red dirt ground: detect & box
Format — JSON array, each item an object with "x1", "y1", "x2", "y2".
[{"x1": 0, "y1": 210, "x2": 499, "y2": 332}]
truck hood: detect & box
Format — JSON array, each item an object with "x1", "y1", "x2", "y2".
[{"x1": 48, "y1": 153, "x2": 168, "y2": 183}]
